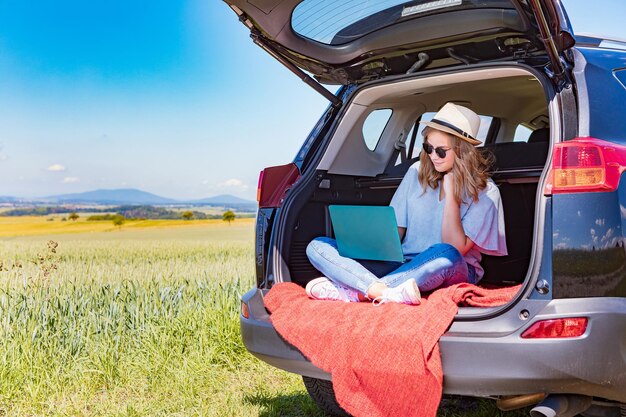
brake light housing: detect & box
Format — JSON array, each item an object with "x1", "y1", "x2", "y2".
[
  {"x1": 521, "y1": 317, "x2": 588, "y2": 339},
  {"x1": 545, "y1": 137, "x2": 626, "y2": 195},
  {"x1": 257, "y1": 163, "x2": 301, "y2": 208},
  {"x1": 241, "y1": 301, "x2": 250, "y2": 319}
]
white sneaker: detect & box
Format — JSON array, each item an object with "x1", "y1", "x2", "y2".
[
  {"x1": 373, "y1": 280, "x2": 421, "y2": 305},
  {"x1": 305, "y1": 277, "x2": 361, "y2": 302}
]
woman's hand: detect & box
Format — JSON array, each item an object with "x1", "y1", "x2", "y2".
[
  {"x1": 442, "y1": 171, "x2": 455, "y2": 200},
  {"x1": 441, "y1": 172, "x2": 474, "y2": 255}
]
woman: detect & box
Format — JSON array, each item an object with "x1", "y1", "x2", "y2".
[{"x1": 305, "y1": 102, "x2": 507, "y2": 305}]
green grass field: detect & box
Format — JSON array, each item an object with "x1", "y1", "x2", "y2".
[
  {"x1": 0, "y1": 218, "x2": 527, "y2": 416},
  {"x1": 0, "y1": 220, "x2": 326, "y2": 416}
]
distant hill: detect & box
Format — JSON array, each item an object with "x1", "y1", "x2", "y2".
[
  {"x1": 45, "y1": 189, "x2": 177, "y2": 205},
  {"x1": 2, "y1": 189, "x2": 257, "y2": 208},
  {"x1": 192, "y1": 194, "x2": 255, "y2": 205},
  {"x1": 191, "y1": 194, "x2": 257, "y2": 211}
]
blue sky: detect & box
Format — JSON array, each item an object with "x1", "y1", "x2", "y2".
[{"x1": 0, "y1": 1, "x2": 624, "y2": 201}]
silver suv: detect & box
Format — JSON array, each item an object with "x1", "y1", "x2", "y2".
[{"x1": 225, "y1": 1, "x2": 626, "y2": 415}]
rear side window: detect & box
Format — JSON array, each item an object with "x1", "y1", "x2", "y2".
[
  {"x1": 514, "y1": 124, "x2": 533, "y2": 142},
  {"x1": 363, "y1": 109, "x2": 392, "y2": 151}
]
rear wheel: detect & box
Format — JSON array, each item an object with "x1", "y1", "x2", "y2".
[{"x1": 302, "y1": 376, "x2": 351, "y2": 417}]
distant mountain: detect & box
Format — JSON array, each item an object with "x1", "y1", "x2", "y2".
[
  {"x1": 3, "y1": 189, "x2": 257, "y2": 208},
  {"x1": 192, "y1": 194, "x2": 255, "y2": 205},
  {"x1": 45, "y1": 189, "x2": 177, "y2": 205},
  {"x1": 191, "y1": 194, "x2": 257, "y2": 211}
]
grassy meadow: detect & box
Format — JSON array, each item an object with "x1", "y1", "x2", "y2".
[
  {"x1": 0, "y1": 218, "x2": 326, "y2": 416},
  {"x1": 0, "y1": 216, "x2": 527, "y2": 416}
]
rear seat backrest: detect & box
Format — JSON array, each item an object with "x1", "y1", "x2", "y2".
[
  {"x1": 527, "y1": 127, "x2": 549, "y2": 144},
  {"x1": 483, "y1": 128, "x2": 550, "y2": 172}
]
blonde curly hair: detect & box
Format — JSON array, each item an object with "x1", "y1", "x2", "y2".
[{"x1": 418, "y1": 127, "x2": 494, "y2": 204}]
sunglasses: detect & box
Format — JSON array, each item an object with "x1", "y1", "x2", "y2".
[{"x1": 422, "y1": 142, "x2": 451, "y2": 159}]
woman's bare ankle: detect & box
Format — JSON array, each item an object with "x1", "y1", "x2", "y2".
[{"x1": 367, "y1": 282, "x2": 388, "y2": 299}]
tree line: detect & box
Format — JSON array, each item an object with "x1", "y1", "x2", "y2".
[
  {"x1": 69, "y1": 208, "x2": 237, "y2": 226},
  {"x1": 3, "y1": 205, "x2": 250, "y2": 221}
]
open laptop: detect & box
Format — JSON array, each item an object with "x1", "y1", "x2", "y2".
[{"x1": 328, "y1": 205, "x2": 405, "y2": 262}]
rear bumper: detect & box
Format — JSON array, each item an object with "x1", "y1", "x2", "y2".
[
  {"x1": 240, "y1": 287, "x2": 332, "y2": 380},
  {"x1": 240, "y1": 288, "x2": 626, "y2": 402}
]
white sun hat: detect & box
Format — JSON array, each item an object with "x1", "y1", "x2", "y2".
[{"x1": 420, "y1": 102, "x2": 482, "y2": 145}]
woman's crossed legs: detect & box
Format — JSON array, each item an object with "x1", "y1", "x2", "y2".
[{"x1": 305, "y1": 237, "x2": 470, "y2": 301}]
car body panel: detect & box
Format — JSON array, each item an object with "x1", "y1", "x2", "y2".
[
  {"x1": 255, "y1": 208, "x2": 275, "y2": 287},
  {"x1": 439, "y1": 296, "x2": 626, "y2": 401},
  {"x1": 571, "y1": 46, "x2": 626, "y2": 144},
  {"x1": 552, "y1": 175, "x2": 626, "y2": 298}
]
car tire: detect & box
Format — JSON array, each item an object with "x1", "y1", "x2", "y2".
[{"x1": 302, "y1": 376, "x2": 351, "y2": 417}]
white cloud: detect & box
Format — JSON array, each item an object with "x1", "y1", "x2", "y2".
[
  {"x1": 217, "y1": 178, "x2": 249, "y2": 190},
  {"x1": 555, "y1": 242, "x2": 569, "y2": 249},
  {"x1": 48, "y1": 164, "x2": 66, "y2": 172},
  {"x1": 63, "y1": 177, "x2": 79, "y2": 183},
  {"x1": 595, "y1": 218, "x2": 605, "y2": 226},
  {"x1": 601, "y1": 228, "x2": 615, "y2": 244}
]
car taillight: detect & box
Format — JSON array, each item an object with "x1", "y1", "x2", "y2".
[
  {"x1": 257, "y1": 163, "x2": 301, "y2": 208},
  {"x1": 544, "y1": 137, "x2": 626, "y2": 195},
  {"x1": 521, "y1": 317, "x2": 588, "y2": 339},
  {"x1": 241, "y1": 301, "x2": 250, "y2": 319},
  {"x1": 256, "y1": 170, "x2": 264, "y2": 203}
]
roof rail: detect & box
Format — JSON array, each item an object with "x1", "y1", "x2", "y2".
[{"x1": 575, "y1": 32, "x2": 626, "y2": 50}]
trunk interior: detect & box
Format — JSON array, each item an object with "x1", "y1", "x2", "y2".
[{"x1": 274, "y1": 65, "x2": 552, "y2": 293}]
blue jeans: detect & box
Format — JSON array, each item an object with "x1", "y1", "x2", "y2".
[{"x1": 306, "y1": 237, "x2": 474, "y2": 295}]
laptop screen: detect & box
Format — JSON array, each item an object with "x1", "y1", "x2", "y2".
[{"x1": 329, "y1": 205, "x2": 404, "y2": 262}]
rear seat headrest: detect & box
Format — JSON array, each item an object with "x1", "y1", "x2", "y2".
[{"x1": 527, "y1": 128, "x2": 550, "y2": 144}]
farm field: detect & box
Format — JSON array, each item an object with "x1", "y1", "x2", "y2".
[
  {"x1": 0, "y1": 218, "x2": 526, "y2": 416},
  {"x1": 0, "y1": 215, "x2": 253, "y2": 238}
]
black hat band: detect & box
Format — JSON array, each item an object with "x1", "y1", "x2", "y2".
[{"x1": 431, "y1": 118, "x2": 475, "y2": 140}]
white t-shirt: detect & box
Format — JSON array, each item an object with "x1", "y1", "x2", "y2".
[{"x1": 389, "y1": 163, "x2": 508, "y2": 280}]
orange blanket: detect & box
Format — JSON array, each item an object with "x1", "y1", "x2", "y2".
[{"x1": 264, "y1": 282, "x2": 521, "y2": 417}]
